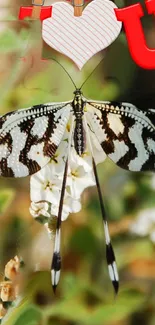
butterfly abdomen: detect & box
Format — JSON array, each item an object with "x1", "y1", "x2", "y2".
[
  {"x1": 72, "y1": 92, "x2": 86, "y2": 156},
  {"x1": 74, "y1": 118, "x2": 86, "y2": 156}
]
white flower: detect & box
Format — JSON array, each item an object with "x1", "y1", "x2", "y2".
[
  {"x1": 67, "y1": 163, "x2": 95, "y2": 199},
  {"x1": 30, "y1": 201, "x2": 51, "y2": 220},
  {"x1": 64, "y1": 143, "x2": 95, "y2": 199},
  {"x1": 30, "y1": 165, "x2": 61, "y2": 204},
  {"x1": 130, "y1": 208, "x2": 155, "y2": 243},
  {"x1": 50, "y1": 192, "x2": 81, "y2": 221}
]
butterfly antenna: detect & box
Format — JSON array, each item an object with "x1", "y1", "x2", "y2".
[
  {"x1": 51, "y1": 158, "x2": 68, "y2": 293},
  {"x1": 51, "y1": 58, "x2": 77, "y2": 89},
  {"x1": 79, "y1": 57, "x2": 105, "y2": 90},
  {"x1": 92, "y1": 158, "x2": 119, "y2": 295}
]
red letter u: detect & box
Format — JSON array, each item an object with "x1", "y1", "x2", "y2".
[{"x1": 115, "y1": 1, "x2": 155, "y2": 69}]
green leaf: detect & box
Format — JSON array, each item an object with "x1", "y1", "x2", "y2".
[
  {"x1": 0, "y1": 189, "x2": 15, "y2": 214},
  {"x1": 68, "y1": 226, "x2": 98, "y2": 256},
  {"x1": 44, "y1": 288, "x2": 145, "y2": 325},
  {"x1": 3, "y1": 303, "x2": 42, "y2": 325},
  {"x1": 13, "y1": 305, "x2": 42, "y2": 325},
  {"x1": 0, "y1": 29, "x2": 29, "y2": 53}
]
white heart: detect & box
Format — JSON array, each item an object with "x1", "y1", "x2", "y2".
[{"x1": 42, "y1": 0, "x2": 122, "y2": 70}]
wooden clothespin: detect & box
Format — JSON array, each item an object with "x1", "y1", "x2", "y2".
[
  {"x1": 32, "y1": 0, "x2": 45, "y2": 19},
  {"x1": 19, "y1": 0, "x2": 52, "y2": 21},
  {"x1": 72, "y1": 0, "x2": 85, "y2": 17}
]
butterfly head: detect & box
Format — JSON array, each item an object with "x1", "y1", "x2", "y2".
[{"x1": 73, "y1": 89, "x2": 83, "y2": 97}]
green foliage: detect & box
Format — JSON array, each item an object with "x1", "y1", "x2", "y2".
[
  {"x1": 68, "y1": 226, "x2": 98, "y2": 256},
  {"x1": 43, "y1": 288, "x2": 145, "y2": 325},
  {"x1": 2, "y1": 272, "x2": 146, "y2": 325},
  {"x1": 0, "y1": 29, "x2": 30, "y2": 53},
  {"x1": 0, "y1": 189, "x2": 15, "y2": 215},
  {"x1": 4, "y1": 304, "x2": 42, "y2": 325}
]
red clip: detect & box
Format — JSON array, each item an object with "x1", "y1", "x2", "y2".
[{"x1": 19, "y1": 6, "x2": 52, "y2": 21}]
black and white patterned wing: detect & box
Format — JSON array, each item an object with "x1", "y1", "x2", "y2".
[
  {"x1": 85, "y1": 100, "x2": 155, "y2": 171},
  {"x1": 0, "y1": 102, "x2": 71, "y2": 177}
]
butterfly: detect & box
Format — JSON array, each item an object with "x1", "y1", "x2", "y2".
[{"x1": 0, "y1": 59, "x2": 155, "y2": 295}]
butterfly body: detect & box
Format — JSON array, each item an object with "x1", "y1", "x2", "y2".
[{"x1": 72, "y1": 89, "x2": 86, "y2": 155}]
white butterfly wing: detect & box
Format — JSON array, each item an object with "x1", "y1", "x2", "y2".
[
  {"x1": 85, "y1": 100, "x2": 155, "y2": 171},
  {"x1": 0, "y1": 102, "x2": 72, "y2": 177}
]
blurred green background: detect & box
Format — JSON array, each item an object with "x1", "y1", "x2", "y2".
[{"x1": 0, "y1": 0, "x2": 155, "y2": 324}]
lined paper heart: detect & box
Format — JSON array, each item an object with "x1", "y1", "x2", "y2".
[{"x1": 42, "y1": 0, "x2": 122, "y2": 69}]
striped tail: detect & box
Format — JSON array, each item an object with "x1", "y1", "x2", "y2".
[
  {"x1": 51, "y1": 159, "x2": 68, "y2": 292},
  {"x1": 92, "y1": 158, "x2": 119, "y2": 294}
]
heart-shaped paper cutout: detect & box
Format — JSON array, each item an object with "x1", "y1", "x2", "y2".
[{"x1": 42, "y1": 0, "x2": 122, "y2": 69}]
